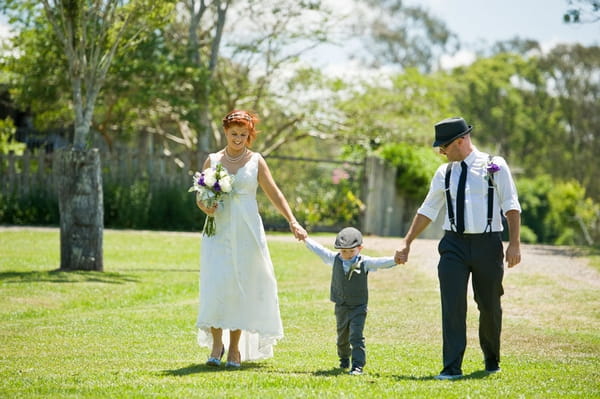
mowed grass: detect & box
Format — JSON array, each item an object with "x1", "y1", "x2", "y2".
[{"x1": 0, "y1": 229, "x2": 599, "y2": 398}]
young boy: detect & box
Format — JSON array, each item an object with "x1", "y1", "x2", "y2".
[{"x1": 303, "y1": 227, "x2": 399, "y2": 375}]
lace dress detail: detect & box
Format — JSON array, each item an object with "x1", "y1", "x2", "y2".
[{"x1": 196, "y1": 152, "x2": 283, "y2": 360}]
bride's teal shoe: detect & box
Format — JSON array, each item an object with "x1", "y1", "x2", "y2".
[
  {"x1": 206, "y1": 346, "x2": 225, "y2": 367},
  {"x1": 225, "y1": 350, "x2": 241, "y2": 369}
]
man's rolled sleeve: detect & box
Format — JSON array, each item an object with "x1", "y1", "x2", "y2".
[
  {"x1": 417, "y1": 166, "x2": 445, "y2": 221},
  {"x1": 417, "y1": 203, "x2": 441, "y2": 221},
  {"x1": 496, "y1": 158, "x2": 522, "y2": 214}
]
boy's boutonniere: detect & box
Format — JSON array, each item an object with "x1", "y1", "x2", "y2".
[{"x1": 348, "y1": 260, "x2": 362, "y2": 280}]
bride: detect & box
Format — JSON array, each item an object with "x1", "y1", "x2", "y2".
[{"x1": 195, "y1": 110, "x2": 307, "y2": 368}]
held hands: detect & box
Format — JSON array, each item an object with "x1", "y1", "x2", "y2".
[
  {"x1": 289, "y1": 220, "x2": 308, "y2": 241},
  {"x1": 394, "y1": 244, "x2": 410, "y2": 264}
]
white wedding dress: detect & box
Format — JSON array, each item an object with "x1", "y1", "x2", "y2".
[{"x1": 196, "y1": 152, "x2": 283, "y2": 361}]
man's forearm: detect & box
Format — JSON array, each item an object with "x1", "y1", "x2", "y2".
[
  {"x1": 404, "y1": 213, "x2": 432, "y2": 245},
  {"x1": 504, "y1": 210, "x2": 521, "y2": 245}
]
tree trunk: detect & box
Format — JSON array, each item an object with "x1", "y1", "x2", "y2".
[{"x1": 54, "y1": 147, "x2": 104, "y2": 271}]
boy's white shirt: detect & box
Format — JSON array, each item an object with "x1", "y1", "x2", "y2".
[{"x1": 304, "y1": 237, "x2": 397, "y2": 273}]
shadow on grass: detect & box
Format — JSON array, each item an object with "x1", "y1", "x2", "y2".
[
  {"x1": 313, "y1": 367, "x2": 352, "y2": 377},
  {"x1": 162, "y1": 362, "x2": 266, "y2": 376},
  {"x1": 0, "y1": 269, "x2": 138, "y2": 284},
  {"x1": 392, "y1": 370, "x2": 493, "y2": 381},
  {"x1": 114, "y1": 268, "x2": 198, "y2": 273},
  {"x1": 528, "y1": 245, "x2": 592, "y2": 258}
]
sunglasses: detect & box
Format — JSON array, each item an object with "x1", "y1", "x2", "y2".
[{"x1": 439, "y1": 136, "x2": 463, "y2": 151}]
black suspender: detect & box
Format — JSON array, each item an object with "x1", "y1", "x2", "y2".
[
  {"x1": 444, "y1": 163, "x2": 457, "y2": 232},
  {"x1": 444, "y1": 156, "x2": 496, "y2": 233},
  {"x1": 484, "y1": 155, "x2": 496, "y2": 233}
]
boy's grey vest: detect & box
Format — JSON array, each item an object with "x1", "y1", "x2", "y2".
[{"x1": 330, "y1": 254, "x2": 368, "y2": 306}]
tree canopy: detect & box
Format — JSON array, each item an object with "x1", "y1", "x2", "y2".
[{"x1": 0, "y1": 0, "x2": 598, "y2": 244}]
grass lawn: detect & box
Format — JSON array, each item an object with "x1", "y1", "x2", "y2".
[{"x1": 1, "y1": 228, "x2": 599, "y2": 398}]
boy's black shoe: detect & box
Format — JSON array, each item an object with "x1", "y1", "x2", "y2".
[
  {"x1": 349, "y1": 366, "x2": 363, "y2": 375},
  {"x1": 339, "y1": 358, "x2": 350, "y2": 369}
]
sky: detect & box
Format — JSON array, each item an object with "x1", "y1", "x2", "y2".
[
  {"x1": 415, "y1": 0, "x2": 599, "y2": 67},
  {"x1": 415, "y1": 0, "x2": 598, "y2": 47},
  {"x1": 1, "y1": 0, "x2": 597, "y2": 73},
  {"x1": 306, "y1": 0, "x2": 599, "y2": 74}
]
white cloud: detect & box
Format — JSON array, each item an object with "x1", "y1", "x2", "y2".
[
  {"x1": 0, "y1": 21, "x2": 14, "y2": 40},
  {"x1": 439, "y1": 50, "x2": 476, "y2": 70}
]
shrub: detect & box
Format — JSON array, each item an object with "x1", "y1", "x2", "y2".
[
  {"x1": 519, "y1": 225, "x2": 538, "y2": 244},
  {"x1": 0, "y1": 190, "x2": 59, "y2": 225},
  {"x1": 258, "y1": 160, "x2": 364, "y2": 231},
  {"x1": 0, "y1": 117, "x2": 26, "y2": 155},
  {"x1": 378, "y1": 142, "x2": 443, "y2": 201},
  {"x1": 517, "y1": 175, "x2": 599, "y2": 246}
]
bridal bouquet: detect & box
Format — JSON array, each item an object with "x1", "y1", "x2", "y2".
[{"x1": 188, "y1": 164, "x2": 234, "y2": 236}]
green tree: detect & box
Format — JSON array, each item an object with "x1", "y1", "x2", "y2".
[
  {"x1": 349, "y1": 0, "x2": 459, "y2": 73},
  {"x1": 174, "y1": 0, "x2": 334, "y2": 158},
  {"x1": 538, "y1": 44, "x2": 600, "y2": 200},
  {"x1": 334, "y1": 68, "x2": 455, "y2": 156},
  {"x1": 564, "y1": 0, "x2": 600, "y2": 23},
  {"x1": 449, "y1": 44, "x2": 600, "y2": 198},
  {"x1": 449, "y1": 53, "x2": 542, "y2": 160},
  {"x1": 0, "y1": 0, "x2": 175, "y2": 271}
]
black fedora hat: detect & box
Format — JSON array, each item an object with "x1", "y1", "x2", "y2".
[{"x1": 433, "y1": 117, "x2": 472, "y2": 147}]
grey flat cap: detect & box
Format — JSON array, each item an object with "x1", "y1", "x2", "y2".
[{"x1": 334, "y1": 227, "x2": 363, "y2": 249}]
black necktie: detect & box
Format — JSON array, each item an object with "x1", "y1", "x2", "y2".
[{"x1": 456, "y1": 161, "x2": 467, "y2": 234}]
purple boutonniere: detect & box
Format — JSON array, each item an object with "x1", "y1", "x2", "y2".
[
  {"x1": 486, "y1": 159, "x2": 500, "y2": 180},
  {"x1": 487, "y1": 162, "x2": 500, "y2": 174}
]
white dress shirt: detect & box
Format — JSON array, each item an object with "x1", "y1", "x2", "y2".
[
  {"x1": 304, "y1": 238, "x2": 397, "y2": 272},
  {"x1": 417, "y1": 148, "x2": 521, "y2": 234}
]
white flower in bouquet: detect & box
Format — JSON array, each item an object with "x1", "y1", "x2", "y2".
[
  {"x1": 203, "y1": 168, "x2": 217, "y2": 187},
  {"x1": 219, "y1": 175, "x2": 233, "y2": 193}
]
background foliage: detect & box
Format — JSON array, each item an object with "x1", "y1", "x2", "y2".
[{"x1": 0, "y1": 0, "x2": 598, "y2": 245}]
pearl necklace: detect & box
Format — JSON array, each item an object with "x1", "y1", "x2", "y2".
[{"x1": 224, "y1": 148, "x2": 247, "y2": 163}]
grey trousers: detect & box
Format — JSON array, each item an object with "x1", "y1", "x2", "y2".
[
  {"x1": 334, "y1": 303, "x2": 367, "y2": 367},
  {"x1": 437, "y1": 231, "x2": 505, "y2": 375}
]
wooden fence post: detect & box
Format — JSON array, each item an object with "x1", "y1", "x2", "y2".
[
  {"x1": 363, "y1": 156, "x2": 402, "y2": 236},
  {"x1": 362, "y1": 156, "x2": 443, "y2": 238}
]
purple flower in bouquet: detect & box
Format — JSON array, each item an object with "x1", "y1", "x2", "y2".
[{"x1": 188, "y1": 164, "x2": 234, "y2": 236}]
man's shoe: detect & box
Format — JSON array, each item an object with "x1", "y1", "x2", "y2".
[
  {"x1": 339, "y1": 358, "x2": 350, "y2": 369},
  {"x1": 349, "y1": 366, "x2": 363, "y2": 376},
  {"x1": 486, "y1": 367, "x2": 501, "y2": 374},
  {"x1": 434, "y1": 373, "x2": 463, "y2": 380}
]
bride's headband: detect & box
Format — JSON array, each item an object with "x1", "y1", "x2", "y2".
[{"x1": 224, "y1": 112, "x2": 253, "y2": 123}]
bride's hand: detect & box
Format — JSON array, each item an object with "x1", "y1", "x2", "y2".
[
  {"x1": 197, "y1": 200, "x2": 218, "y2": 216},
  {"x1": 289, "y1": 221, "x2": 307, "y2": 241}
]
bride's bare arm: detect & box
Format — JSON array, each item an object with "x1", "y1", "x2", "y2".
[{"x1": 257, "y1": 156, "x2": 307, "y2": 240}]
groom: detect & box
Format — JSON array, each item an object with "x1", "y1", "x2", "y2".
[{"x1": 394, "y1": 117, "x2": 521, "y2": 379}]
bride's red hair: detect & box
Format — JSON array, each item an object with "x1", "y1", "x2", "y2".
[{"x1": 222, "y1": 110, "x2": 260, "y2": 146}]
